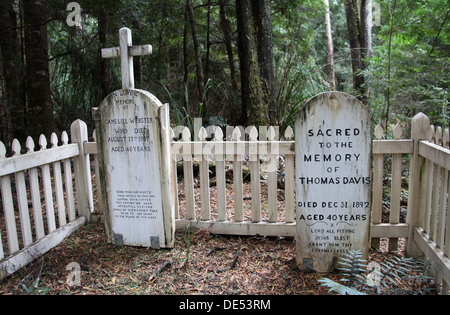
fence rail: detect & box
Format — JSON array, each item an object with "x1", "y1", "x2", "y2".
[
  {"x1": 0, "y1": 114, "x2": 449, "y2": 294},
  {"x1": 406, "y1": 114, "x2": 449, "y2": 293}
]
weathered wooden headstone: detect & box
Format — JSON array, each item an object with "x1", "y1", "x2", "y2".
[
  {"x1": 94, "y1": 28, "x2": 175, "y2": 248},
  {"x1": 295, "y1": 92, "x2": 372, "y2": 272}
]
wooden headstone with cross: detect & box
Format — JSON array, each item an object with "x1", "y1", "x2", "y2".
[{"x1": 93, "y1": 27, "x2": 175, "y2": 249}]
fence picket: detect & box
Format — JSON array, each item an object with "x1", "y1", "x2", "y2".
[
  {"x1": 430, "y1": 163, "x2": 441, "y2": 240},
  {"x1": 389, "y1": 124, "x2": 403, "y2": 251},
  {"x1": 434, "y1": 127, "x2": 448, "y2": 246},
  {"x1": 371, "y1": 125, "x2": 384, "y2": 249},
  {"x1": 249, "y1": 127, "x2": 261, "y2": 223},
  {"x1": 199, "y1": 127, "x2": 211, "y2": 221},
  {"x1": 432, "y1": 126, "x2": 446, "y2": 291},
  {"x1": 444, "y1": 128, "x2": 449, "y2": 149},
  {"x1": 436, "y1": 166, "x2": 448, "y2": 248},
  {"x1": 445, "y1": 174, "x2": 450, "y2": 257},
  {"x1": 267, "y1": 127, "x2": 278, "y2": 223},
  {"x1": 26, "y1": 137, "x2": 45, "y2": 240},
  {"x1": 169, "y1": 129, "x2": 180, "y2": 219},
  {"x1": 214, "y1": 127, "x2": 227, "y2": 222},
  {"x1": 284, "y1": 127, "x2": 295, "y2": 223},
  {"x1": 0, "y1": 174, "x2": 18, "y2": 255},
  {"x1": 61, "y1": 132, "x2": 76, "y2": 221},
  {"x1": 436, "y1": 127, "x2": 443, "y2": 146},
  {"x1": 40, "y1": 135, "x2": 57, "y2": 233},
  {"x1": 51, "y1": 133, "x2": 67, "y2": 227},
  {"x1": 182, "y1": 127, "x2": 195, "y2": 220},
  {"x1": 12, "y1": 140, "x2": 33, "y2": 247},
  {"x1": 233, "y1": 127, "x2": 244, "y2": 222},
  {"x1": 422, "y1": 126, "x2": 435, "y2": 234},
  {"x1": 430, "y1": 125, "x2": 436, "y2": 143},
  {"x1": 0, "y1": 141, "x2": 19, "y2": 255},
  {"x1": 71, "y1": 120, "x2": 94, "y2": 221},
  {"x1": 407, "y1": 112, "x2": 432, "y2": 257}
]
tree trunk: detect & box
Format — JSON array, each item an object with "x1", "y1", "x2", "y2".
[
  {"x1": 98, "y1": 8, "x2": 113, "y2": 99},
  {"x1": 360, "y1": 0, "x2": 373, "y2": 65},
  {"x1": 344, "y1": 0, "x2": 364, "y2": 96},
  {"x1": 219, "y1": 0, "x2": 238, "y2": 90},
  {"x1": 250, "y1": 0, "x2": 276, "y2": 125},
  {"x1": 183, "y1": 6, "x2": 189, "y2": 89},
  {"x1": 132, "y1": 20, "x2": 142, "y2": 88},
  {"x1": 185, "y1": 0, "x2": 207, "y2": 120},
  {"x1": 385, "y1": 0, "x2": 398, "y2": 131},
  {"x1": 236, "y1": 0, "x2": 267, "y2": 127},
  {"x1": 0, "y1": 0, "x2": 26, "y2": 146},
  {"x1": 23, "y1": 0, "x2": 55, "y2": 138},
  {"x1": 205, "y1": 0, "x2": 212, "y2": 80},
  {"x1": 324, "y1": 0, "x2": 336, "y2": 91},
  {"x1": 344, "y1": 0, "x2": 372, "y2": 102}
]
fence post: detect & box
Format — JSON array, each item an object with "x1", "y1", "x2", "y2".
[
  {"x1": 71, "y1": 120, "x2": 94, "y2": 223},
  {"x1": 406, "y1": 113, "x2": 431, "y2": 257}
]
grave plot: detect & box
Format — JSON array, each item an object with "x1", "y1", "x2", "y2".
[{"x1": 0, "y1": 223, "x2": 437, "y2": 295}]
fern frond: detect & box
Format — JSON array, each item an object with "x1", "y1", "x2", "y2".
[
  {"x1": 379, "y1": 256, "x2": 415, "y2": 285},
  {"x1": 336, "y1": 250, "x2": 368, "y2": 287},
  {"x1": 318, "y1": 278, "x2": 367, "y2": 296},
  {"x1": 318, "y1": 252, "x2": 437, "y2": 295}
]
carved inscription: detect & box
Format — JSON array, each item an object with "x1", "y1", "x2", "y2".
[
  {"x1": 96, "y1": 89, "x2": 167, "y2": 248},
  {"x1": 295, "y1": 92, "x2": 372, "y2": 272},
  {"x1": 114, "y1": 190, "x2": 157, "y2": 220}
]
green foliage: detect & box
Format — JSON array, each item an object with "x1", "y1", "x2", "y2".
[
  {"x1": 318, "y1": 250, "x2": 368, "y2": 295},
  {"x1": 20, "y1": 277, "x2": 50, "y2": 295},
  {"x1": 319, "y1": 250, "x2": 436, "y2": 295},
  {"x1": 182, "y1": 224, "x2": 195, "y2": 269},
  {"x1": 273, "y1": 0, "x2": 330, "y2": 131},
  {"x1": 275, "y1": 56, "x2": 329, "y2": 132},
  {"x1": 366, "y1": 0, "x2": 449, "y2": 127},
  {"x1": 19, "y1": 263, "x2": 51, "y2": 296},
  {"x1": 337, "y1": 249, "x2": 367, "y2": 287},
  {"x1": 379, "y1": 257, "x2": 436, "y2": 295},
  {"x1": 48, "y1": 17, "x2": 104, "y2": 129},
  {"x1": 318, "y1": 278, "x2": 368, "y2": 295},
  {"x1": 3, "y1": 0, "x2": 447, "y2": 138}
]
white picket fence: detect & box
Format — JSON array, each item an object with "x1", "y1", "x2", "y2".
[
  {"x1": 0, "y1": 114, "x2": 449, "y2": 293},
  {"x1": 171, "y1": 125, "x2": 297, "y2": 237},
  {"x1": 0, "y1": 120, "x2": 93, "y2": 280}
]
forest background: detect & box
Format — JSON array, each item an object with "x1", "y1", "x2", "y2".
[{"x1": 0, "y1": 0, "x2": 448, "y2": 149}]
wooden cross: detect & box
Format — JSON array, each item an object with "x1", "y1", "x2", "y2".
[{"x1": 101, "y1": 27, "x2": 152, "y2": 90}]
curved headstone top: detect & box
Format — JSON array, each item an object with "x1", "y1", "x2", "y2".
[{"x1": 295, "y1": 92, "x2": 372, "y2": 272}]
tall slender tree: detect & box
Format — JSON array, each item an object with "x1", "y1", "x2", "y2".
[
  {"x1": 185, "y1": 0, "x2": 207, "y2": 120},
  {"x1": 97, "y1": 8, "x2": 113, "y2": 99},
  {"x1": 219, "y1": 0, "x2": 238, "y2": 90},
  {"x1": 23, "y1": 0, "x2": 55, "y2": 138},
  {"x1": 236, "y1": 0, "x2": 267, "y2": 126},
  {"x1": 360, "y1": 0, "x2": 373, "y2": 63},
  {"x1": 251, "y1": 0, "x2": 276, "y2": 124},
  {"x1": 324, "y1": 0, "x2": 336, "y2": 91},
  {"x1": 344, "y1": 0, "x2": 372, "y2": 101},
  {"x1": 0, "y1": 0, "x2": 26, "y2": 146}
]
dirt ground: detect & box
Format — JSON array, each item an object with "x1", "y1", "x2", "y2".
[
  {"x1": 0, "y1": 222, "x2": 435, "y2": 295},
  {"x1": 0, "y1": 163, "x2": 437, "y2": 295}
]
